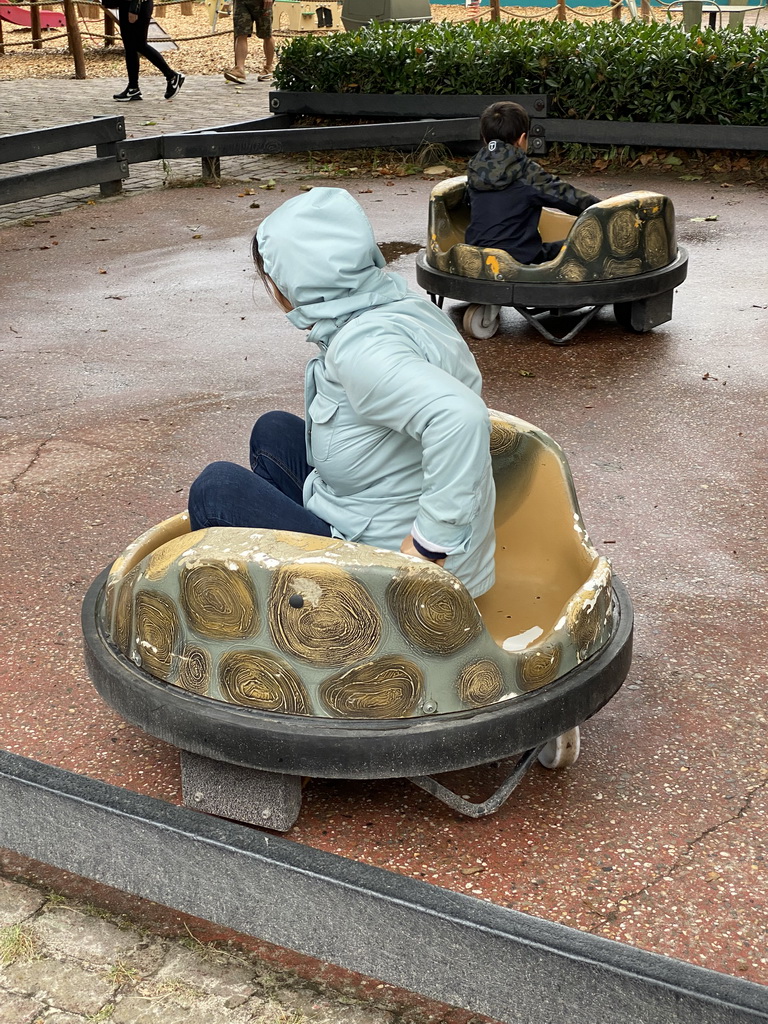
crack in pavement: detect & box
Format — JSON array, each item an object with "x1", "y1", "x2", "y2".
[
  {"x1": 584, "y1": 775, "x2": 768, "y2": 931},
  {"x1": 10, "y1": 436, "x2": 53, "y2": 493}
]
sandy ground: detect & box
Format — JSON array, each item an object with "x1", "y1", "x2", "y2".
[{"x1": 0, "y1": 2, "x2": 674, "y2": 80}]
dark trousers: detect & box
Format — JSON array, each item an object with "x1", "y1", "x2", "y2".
[
  {"x1": 188, "y1": 411, "x2": 333, "y2": 536},
  {"x1": 118, "y1": 0, "x2": 174, "y2": 88}
]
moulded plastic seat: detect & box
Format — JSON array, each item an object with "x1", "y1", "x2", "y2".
[
  {"x1": 427, "y1": 176, "x2": 678, "y2": 285},
  {"x1": 96, "y1": 411, "x2": 614, "y2": 720}
]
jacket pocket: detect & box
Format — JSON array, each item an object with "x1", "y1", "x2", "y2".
[{"x1": 307, "y1": 393, "x2": 340, "y2": 464}]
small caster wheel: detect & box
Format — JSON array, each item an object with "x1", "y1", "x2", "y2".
[
  {"x1": 463, "y1": 303, "x2": 500, "y2": 340},
  {"x1": 538, "y1": 726, "x2": 580, "y2": 769}
]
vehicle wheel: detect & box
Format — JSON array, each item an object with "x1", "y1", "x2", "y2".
[
  {"x1": 463, "y1": 303, "x2": 500, "y2": 340},
  {"x1": 537, "y1": 727, "x2": 581, "y2": 769}
]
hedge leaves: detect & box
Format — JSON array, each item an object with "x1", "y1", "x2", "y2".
[{"x1": 274, "y1": 20, "x2": 768, "y2": 125}]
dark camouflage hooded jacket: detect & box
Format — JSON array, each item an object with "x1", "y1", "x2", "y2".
[{"x1": 465, "y1": 139, "x2": 599, "y2": 264}]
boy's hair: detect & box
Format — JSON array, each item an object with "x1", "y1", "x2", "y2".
[{"x1": 479, "y1": 101, "x2": 530, "y2": 145}]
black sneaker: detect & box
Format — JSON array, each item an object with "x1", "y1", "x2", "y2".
[
  {"x1": 113, "y1": 86, "x2": 142, "y2": 101},
  {"x1": 164, "y1": 72, "x2": 185, "y2": 100}
]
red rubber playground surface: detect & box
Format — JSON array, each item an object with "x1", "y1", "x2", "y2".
[{"x1": 1, "y1": 172, "x2": 766, "y2": 1007}]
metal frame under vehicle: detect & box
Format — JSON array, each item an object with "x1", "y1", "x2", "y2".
[{"x1": 416, "y1": 247, "x2": 690, "y2": 344}]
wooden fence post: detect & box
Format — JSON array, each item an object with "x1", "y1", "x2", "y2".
[
  {"x1": 489, "y1": 0, "x2": 500, "y2": 20},
  {"x1": 641, "y1": 0, "x2": 651, "y2": 18},
  {"x1": 611, "y1": 0, "x2": 622, "y2": 20},
  {"x1": 104, "y1": 7, "x2": 117, "y2": 45},
  {"x1": 557, "y1": 0, "x2": 567, "y2": 18},
  {"x1": 63, "y1": 0, "x2": 86, "y2": 77},
  {"x1": 31, "y1": 0, "x2": 43, "y2": 49}
]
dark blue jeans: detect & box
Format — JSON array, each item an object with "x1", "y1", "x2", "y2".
[{"x1": 188, "y1": 411, "x2": 332, "y2": 536}]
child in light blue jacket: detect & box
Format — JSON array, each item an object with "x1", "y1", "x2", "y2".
[{"x1": 188, "y1": 187, "x2": 496, "y2": 598}]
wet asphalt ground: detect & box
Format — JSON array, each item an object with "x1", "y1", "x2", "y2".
[{"x1": 1, "y1": 75, "x2": 768, "y2": 1017}]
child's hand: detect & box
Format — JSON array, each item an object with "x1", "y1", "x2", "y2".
[{"x1": 400, "y1": 535, "x2": 446, "y2": 566}]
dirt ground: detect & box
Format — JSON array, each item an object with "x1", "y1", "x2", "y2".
[{"x1": 0, "y1": 1, "x2": 675, "y2": 80}]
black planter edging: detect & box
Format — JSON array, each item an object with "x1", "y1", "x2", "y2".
[
  {"x1": 268, "y1": 92, "x2": 548, "y2": 118},
  {"x1": 268, "y1": 91, "x2": 768, "y2": 153},
  {"x1": 2, "y1": 748, "x2": 768, "y2": 1024}
]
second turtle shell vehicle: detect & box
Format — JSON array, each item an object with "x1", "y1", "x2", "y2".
[
  {"x1": 416, "y1": 178, "x2": 689, "y2": 344},
  {"x1": 82, "y1": 411, "x2": 633, "y2": 830}
]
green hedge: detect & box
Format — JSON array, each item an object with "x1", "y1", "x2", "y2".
[{"x1": 274, "y1": 20, "x2": 768, "y2": 125}]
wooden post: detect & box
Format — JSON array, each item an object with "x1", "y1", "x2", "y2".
[
  {"x1": 556, "y1": 0, "x2": 566, "y2": 18},
  {"x1": 0, "y1": 15, "x2": 5, "y2": 55},
  {"x1": 641, "y1": 0, "x2": 650, "y2": 18},
  {"x1": 611, "y1": 0, "x2": 622, "y2": 20},
  {"x1": 30, "y1": 0, "x2": 43, "y2": 49},
  {"x1": 489, "y1": 0, "x2": 500, "y2": 19},
  {"x1": 104, "y1": 7, "x2": 117, "y2": 46},
  {"x1": 63, "y1": 0, "x2": 86, "y2": 78}
]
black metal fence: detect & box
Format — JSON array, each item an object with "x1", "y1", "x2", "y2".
[
  {"x1": 2, "y1": 95, "x2": 767, "y2": 208},
  {"x1": 0, "y1": 114, "x2": 128, "y2": 206}
]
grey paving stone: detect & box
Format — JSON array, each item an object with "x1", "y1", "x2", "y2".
[
  {"x1": 112, "y1": 992, "x2": 258, "y2": 1024},
  {"x1": 0, "y1": 992, "x2": 47, "y2": 1024},
  {"x1": 2, "y1": 958, "x2": 115, "y2": 1015},
  {"x1": 29, "y1": 907, "x2": 144, "y2": 964},
  {"x1": 43, "y1": 1014, "x2": 89, "y2": 1023},
  {"x1": 153, "y1": 946, "x2": 258, "y2": 999},
  {"x1": 0, "y1": 76, "x2": 309, "y2": 227},
  {"x1": 0, "y1": 879, "x2": 46, "y2": 926}
]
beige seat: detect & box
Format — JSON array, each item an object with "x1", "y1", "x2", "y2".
[{"x1": 103, "y1": 412, "x2": 613, "y2": 720}]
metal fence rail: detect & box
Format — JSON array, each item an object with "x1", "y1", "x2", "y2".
[{"x1": 0, "y1": 114, "x2": 128, "y2": 206}]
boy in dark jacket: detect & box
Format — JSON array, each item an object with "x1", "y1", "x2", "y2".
[{"x1": 466, "y1": 101, "x2": 599, "y2": 265}]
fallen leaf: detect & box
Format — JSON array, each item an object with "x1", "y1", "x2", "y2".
[
  {"x1": 702, "y1": 372, "x2": 718, "y2": 381},
  {"x1": 358, "y1": 189, "x2": 373, "y2": 194},
  {"x1": 423, "y1": 164, "x2": 453, "y2": 175},
  {"x1": 105, "y1": 295, "x2": 123, "y2": 300},
  {"x1": 192, "y1": 234, "x2": 202, "y2": 239},
  {"x1": 704, "y1": 215, "x2": 718, "y2": 222},
  {"x1": 249, "y1": 202, "x2": 260, "y2": 209},
  {"x1": 519, "y1": 369, "x2": 535, "y2": 378},
  {"x1": 98, "y1": 268, "x2": 107, "y2": 274},
  {"x1": 720, "y1": 182, "x2": 734, "y2": 188},
  {"x1": 460, "y1": 865, "x2": 485, "y2": 876},
  {"x1": 299, "y1": 184, "x2": 313, "y2": 192}
]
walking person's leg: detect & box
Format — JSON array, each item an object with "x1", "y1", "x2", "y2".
[
  {"x1": 115, "y1": 2, "x2": 143, "y2": 99},
  {"x1": 224, "y1": 0, "x2": 252, "y2": 82},
  {"x1": 131, "y1": 0, "x2": 186, "y2": 97},
  {"x1": 255, "y1": 0, "x2": 274, "y2": 79}
]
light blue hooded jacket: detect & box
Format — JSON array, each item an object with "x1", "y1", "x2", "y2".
[{"x1": 256, "y1": 188, "x2": 496, "y2": 598}]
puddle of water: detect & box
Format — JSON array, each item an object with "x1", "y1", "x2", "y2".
[{"x1": 379, "y1": 241, "x2": 422, "y2": 263}]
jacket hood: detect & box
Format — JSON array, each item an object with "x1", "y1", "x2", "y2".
[
  {"x1": 467, "y1": 140, "x2": 527, "y2": 192},
  {"x1": 255, "y1": 187, "x2": 408, "y2": 346}
]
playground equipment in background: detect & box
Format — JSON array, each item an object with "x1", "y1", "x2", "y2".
[
  {"x1": 416, "y1": 179, "x2": 689, "y2": 344},
  {"x1": 0, "y1": 2, "x2": 64, "y2": 27},
  {"x1": 82, "y1": 410, "x2": 632, "y2": 832}
]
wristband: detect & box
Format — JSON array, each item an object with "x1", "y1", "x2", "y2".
[{"x1": 412, "y1": 537, "x2": 447, "y2": 562}]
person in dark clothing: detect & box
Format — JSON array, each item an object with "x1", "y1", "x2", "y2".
[
  {"x1": 465, "y1": 101, "x2": 599, "y2": 265},
  {"x1": 112, "y1": 0, "x2": 185, "y2": 102}
]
